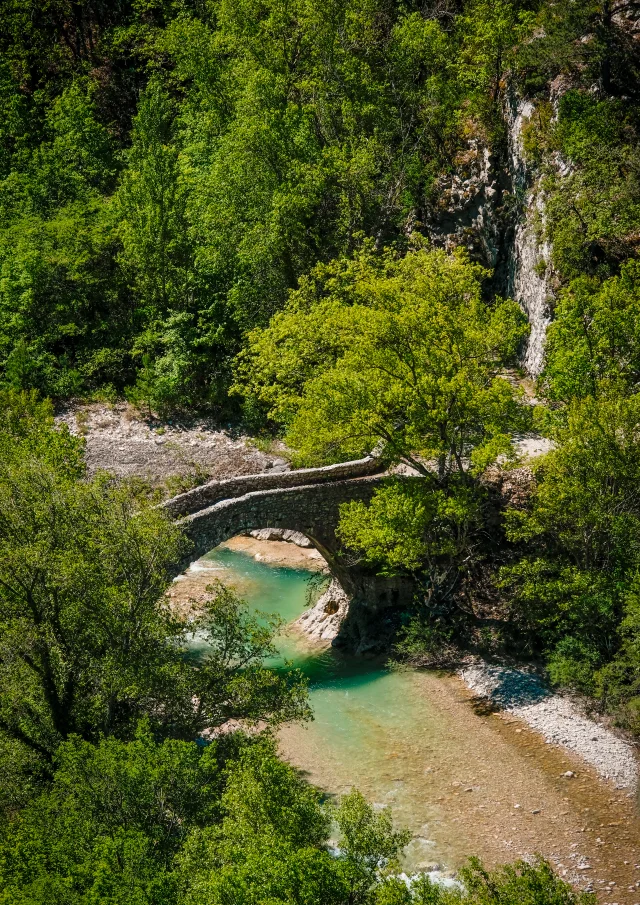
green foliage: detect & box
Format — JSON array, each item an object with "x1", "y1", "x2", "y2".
[
  {"x1": 239, "y1": 246, "x2": 525, "y2": 610},
  {"x1": 376, "y1": 856, "x2": 596, "y2": 905},
  {"x1": 238, "y1": 246, "x2": 528, "y2": 473},
  {"x1": 0, "y1": 734, "x2": 594, "y2": 905},
  {"x1": 190, "y1": 581, "x2": 311, "y2": 730},
  {"x1": 333, "y1": 789, "x2": 412, "y2": 904},
  {"x1": 339, "y1": 478, "x2": 481, "y2": 575},
  {"x1": 117, "y1": 78, "x2": 188, "y2": 314},
  {"x1": 516, "y1": 1, "x2": 639, "y2": 97},
  {"x1": 0, "y1": 388, "x2": 84, "y2": 474},
  {"x1": 179, "y1": 759, "x2": 412, "y2": 905},
  {"x1": 0, "y1": 727, "x2": 220, "y2": 905},
  {"x1": 543, "y1": 261, "x2": 640, "y2": 402},
  {"x1": 0, "y1": 392, "x2": 308, "y2": 792},
  {"x1": 500, "y1": 395, "x2": 640, "y2": 698},
  {"x1": 533, "y1": 91, "x2": 640, "y2": 283},
  {"x1": 0, "y1": 76, "x2": 129, "y2": 397},
  {"x1": 547, "y1": 638, "x2": 602, "y2": 696},
  {"x1": 179, "y1": 738, "x2": 341, "y2": 905},
  {"x1": 460, "y1": 1, "x2": 535, "y2": 116},
  {"x1": 0, "y1": 0, "x2": 556, "y2": 410},
  {"x1": 494, "y1": 10, "x2": 640, "y2": 727},
  {"x1": 457, "y1": 856, "x2": 595, "y2": 905},
  {"x1": 596, "y1": 578, "x2": 640, "y2": 733},
  {"x1": 0, "y1": 447, "x2": 187, "y2": 760}
]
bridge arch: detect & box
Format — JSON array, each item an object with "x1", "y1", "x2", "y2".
[
  {"x1": 174, "y1": 476, "x2": 384, "y2": 593},
  {"x1": 163, "y1": 456, "x2": 418, "y2": 653}
]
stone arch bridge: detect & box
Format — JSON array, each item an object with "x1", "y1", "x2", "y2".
[{"x1": 163, "y1": 455, "x2": 416, "y2": 650}]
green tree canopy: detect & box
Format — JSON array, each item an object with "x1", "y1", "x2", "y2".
[
  {"x1": 543, "y1": 261, "x2": 640, "y2": 402},
  {"x1": 237, "y1": 246, "x2": 528, "y2": 476},
  {"x1": 500, "y1": 394, "x2": 640, "y2": 692},
  {"x1": 0, "y1": 727, "x2": 220, "y2": 905},
  {"x1": 0, "y1": 0, "x2": 544, "y2": 408},
  {"x1": 179, "y1": 741, "x2": 411, "y2": 905},
  {"x1": 0, "y1": 393, "x2": 308, "y2": 785}
]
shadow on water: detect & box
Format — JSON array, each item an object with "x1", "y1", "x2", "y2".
[{"x1": 194, "y1": 545, "x2": 392, "y2": 694}]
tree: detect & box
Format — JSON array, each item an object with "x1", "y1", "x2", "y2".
[
  {"x1": 238, "y1": 246, "x2": 526, "y2": 615},
  {"x1": 117, "y1": 79, "x2": 189, "y2": 317},
  {"x1": 0, "y1": 454, "x2": 186, "y2": 761},
  {"x1": 237, "y1": 246, "x2": 528, "y2": 477},
  {"x1": 187, "y1": 582, "x2": 311, "y2": 731},
  {"x1": 338, "y1": 478, "x2": 481, "y2": 577},
  {"x1": 0, "y1": 393, "x2": 309, "y2": 779},
  {"x1": 0, "y1": 727, "x2": 221, "y2": 905},
  {"x1": 178, "y1": 737, "x2": 346, "y2": 905},
  {"x1": 0, "y1": 78, "x2": 127, "y2": 398},
  {"x1": 543, "y1": 261, "x2": 640, "y2": 402},
  {"x1": 337, "y1": 475, "x2": 483, "y2": 654},
  {"x1": 456, "y1": 856, "x2": 595, "y2": 905},
  {"x1": 460, "y1": 1, "x2": 533, "y2": 108},
  {"x1": 178, "y1": 744, "x2": 411, "y2": 905},
  {"x1": 333, "y1": 790, "x2": 411, "y2": 905},
  {"x1": 500, "y1": 395, "x2": 640, "y2": 691},
  {"x1": 596, "y1": 576, "x2": 640, "y2": 734}
]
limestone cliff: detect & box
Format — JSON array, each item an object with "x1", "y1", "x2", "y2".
[{"x1": 422, "y1": 94, "x2": 556, "y2": 379}]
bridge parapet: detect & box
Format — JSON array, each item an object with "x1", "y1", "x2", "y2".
[{"x1": 163, "y1": 454, "x2": 384, "y2": 518}]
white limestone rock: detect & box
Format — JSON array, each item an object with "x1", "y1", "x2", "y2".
[{"x1": 293, "y1": 579, "x2": 350, "y2": 643}]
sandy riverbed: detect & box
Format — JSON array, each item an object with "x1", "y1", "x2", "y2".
[{"x1": 281, "y1": 670, "x2": 640, "y2": 901}]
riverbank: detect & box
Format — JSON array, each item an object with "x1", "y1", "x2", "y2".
[
  {"x1": 178, "y1": 541, "x2": 640, "y2": 902},
  {"x1": 460, "y1": 661, "x2": 638, "y2": 792},
  {"x1": 224, "y1": 534, "x2": 328, "y2": 571},
  {"x1": 55, "y1": 402, "x2": 288, "y2": 488}
]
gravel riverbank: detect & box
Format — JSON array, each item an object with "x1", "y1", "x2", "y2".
[
  {"x1": 56, "y1": 402, "x2": 287, "y2": 487},
  {"x1": 460, "y1": 661, "x2": 638, "y2": 791}
]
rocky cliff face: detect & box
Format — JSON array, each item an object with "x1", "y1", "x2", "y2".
[
  {"x1": 423, "y1": 97, "x2": 556, "y2": 379},
  {"x1": 505, "y1": 96, "x2": 554, "y2": 377},
  {"x1": 424, "y1": 142, "x2": 505, "y2": 272}
]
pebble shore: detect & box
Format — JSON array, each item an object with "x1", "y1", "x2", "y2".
[{"x1": 460, "y1": 661, "x2": 638, "y2": 791}]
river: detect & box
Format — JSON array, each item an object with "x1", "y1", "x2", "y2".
[{"x1": 178, "y1": 541, "x2": 640, "y2": 902}]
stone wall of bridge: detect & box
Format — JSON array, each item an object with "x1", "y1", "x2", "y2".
[
  {"x1": 163, "y1": 454, "x2": 383, "y2": 519},
  {"x1": 174, "y1": 475, "x2": 386, "y2": 589},
  {"x1": 167, "y1": 464, "x2": 421, "y2": 654}
]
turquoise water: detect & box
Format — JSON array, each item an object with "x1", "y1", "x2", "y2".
[
  {"x1": 193, "y1": 547, "x2": 466, "y2": 871},
  {"x1": 196, "y1": 545, "x2": 380, "y2": 679},
  {"x1": 188, "y1": 546, "x2": 640, "y2": 885}
]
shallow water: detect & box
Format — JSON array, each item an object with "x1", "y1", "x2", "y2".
[{"x1": 195, "y1": 546, "x2": 640, "y2": 898}]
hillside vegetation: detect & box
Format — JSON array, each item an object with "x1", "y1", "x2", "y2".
[{"x1": 0, "y1": 1, "x2": 639, "y2": 901}]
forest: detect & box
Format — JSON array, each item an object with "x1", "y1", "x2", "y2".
[{"x1": 0, "y1": 0, "x2": 639, "y2": 902}]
